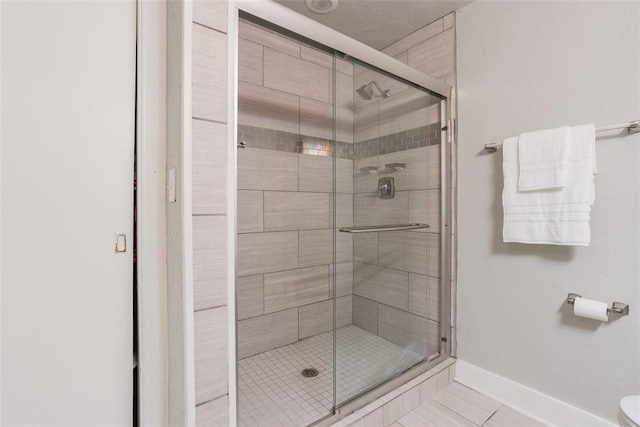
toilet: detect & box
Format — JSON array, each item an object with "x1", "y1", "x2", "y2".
[{"x1": 620, "y1": 396, "x2": 640, "y2": 427}]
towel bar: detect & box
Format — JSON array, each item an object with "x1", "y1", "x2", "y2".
[
  {"x1": 339, "y1": 223, "x2": 429, "y2": 233},
  {"x1": 483, "y1": 120, "x2": 640, "y2": 152},
  {"x1": 566, "y1": 293, "x2": 630, "y2": 316}
]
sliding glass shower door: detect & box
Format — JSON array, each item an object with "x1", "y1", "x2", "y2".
[
  {"x1": 333, "y1": 59, "x2": 445, "y2": 407},
  {"x1": 235, "y1": 16, "x2": 449, "y2": 426}
]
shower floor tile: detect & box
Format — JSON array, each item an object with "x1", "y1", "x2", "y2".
[{"x1": 239, "y1": 324, "x2": 425, "y2": 427}]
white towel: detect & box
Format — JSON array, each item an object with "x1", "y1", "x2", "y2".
[
  {"x1": 518, "y1": 126, "x2": 570, "y2": 191},
  {"x1": 502, "y1": 124, "x2": 597, "y2": 246}
]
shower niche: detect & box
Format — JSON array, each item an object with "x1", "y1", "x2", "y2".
[{"x1": 235, "y1": 16, "x2": 450, "y2": 427}]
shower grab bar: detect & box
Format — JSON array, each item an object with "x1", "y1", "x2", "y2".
[
  {"x1": 483, "y1": 120, "x2": 640, "y2": 152},
  {"x1": 339, "y1": 223, "x2": 429, "y2": 233}
]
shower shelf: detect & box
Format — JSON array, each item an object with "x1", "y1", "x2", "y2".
[{"x1": 339, "y1": 223, "x2": 429, "y2": 233}]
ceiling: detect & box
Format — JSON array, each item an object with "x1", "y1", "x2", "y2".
[{"x1": 273, "y1": 0, "x2": 473, "y2": 50}]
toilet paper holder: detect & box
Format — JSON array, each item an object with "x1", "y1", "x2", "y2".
[{"x1": 566, "y1": 293, "x2": 630, "y2": 316}]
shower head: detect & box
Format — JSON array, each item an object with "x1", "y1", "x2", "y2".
[
  {"x1": 356, "y1": 84, "x2": 374, "y2": 100},
  {"x1": 356, "y1": 80, "x2": 391, "y2": 100}
]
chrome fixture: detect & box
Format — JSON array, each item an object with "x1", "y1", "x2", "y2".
[
  {"x1": 358, "y1": 166, "x2": 378, "y2": 174},
  {"x1": 339, "y1": 223, "x2": 430, "y2": 233},
  {"x1": 305, "y1": 0, "x2": 338, "y2": 14},
  {"x1": 356, "y1": 80, "x2": 391, "y2": 100},
  {"x1": 238, "y1": 140, "x2": 247, "y2": 149},
  {"x1": 378, "y1": 177, "x2": 395, "y2": 199},
  {"x1": 384, "y1": 162, "x2": 406, "y2": 171},
  {"x1": 566, "y1": 293, "x2": 630, "y2": 316},
  {"x1": 483, "y1": 120, "x2": 640, "y2": 152}
]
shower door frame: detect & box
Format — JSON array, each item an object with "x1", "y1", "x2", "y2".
[{"x1": 231, "y1": 0, "x2": 453, "y2": 423}]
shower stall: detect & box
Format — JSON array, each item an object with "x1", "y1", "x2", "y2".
[{"x1": 235, "y1": 8, "x2": 452, "y2": 426}]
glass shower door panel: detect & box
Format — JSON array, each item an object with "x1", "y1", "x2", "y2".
[{"x1": 335, "y1": 61, "x2": 442, "y2": 407}]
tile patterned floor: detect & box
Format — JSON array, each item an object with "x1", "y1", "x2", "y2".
[
  {"x1": 238, "y1": 325, "x2": 425, "y2": 427},
  {"x1": 395, "y1": 382, "x2": 546, "y2": 427}
]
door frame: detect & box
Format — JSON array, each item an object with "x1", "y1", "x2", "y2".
[{"x1": 136, "y1": 0, "x2": 170, "y2": 425}]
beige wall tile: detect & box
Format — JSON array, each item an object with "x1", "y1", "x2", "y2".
[
  {"x1": 298, "y1": 295, "x2": 352, "y2": 339},
  {"x1": 337, "y1": 158, "x2": 355, "y2": 194},
  {"x1": 379, "y1": 90, "x2": 429, "y2": 137},
  {"x1": 236, "y1": 275, "x2": 263, "y2": 320},
  {"x1": 192, "y1": 24, "x2": 227, "y2": 122},
  {"x1": 336, "y1": 57, "x2": 354, "y2": 76},
  {"x1": 196, "y1": 395, "x2": 228, "y2": 427},
  {"x1": 237, "y1": 190, "x2": 263, "y2": 233},
  {"x1": 330, "y1": 261, "x2": 354, "y2": 298},
  {"x1": 193, "y1": 119, "x2": 227, "y2": 215},
  {"x1": 354, "y1": 191, "x2": 409, "y2": 227},
  {"x1": 194, "y1": 307, "x2": 228, "y2": 404},
  {"x1": 264, "y1": 192, "x2": 330, "y2": 231},
  {"x1": 300, "y1": 97, "x2": 333, "y2": 140},
  {"x1": 337, "y1": 295, "x2": 353, "y2": 327},
  {"x1": 239, "y1": 38, "x2": 263, "y2": 85},
  {"x1": 238, "y1": 83, "x2": 299, "y2": 135},
  {"x1": 337, "y1": 71, "x2": 355, "y2": 110},
  {"x1": 239, "y1": 21, "x2": 300, "y2": 57},
  {"x1": 237, "y1": 308, "x2": 298, "y2": 358},
  {"x1": 353, "y1": 295, "x2": 377, "y2": 334},
  {"x1": 298, "y1": 156, "x2": 353, "y2": 194},
  {"x1": 354, "y1": 102, "x2": 379, "y2": 143},
  {"x1": 332, "y1": 193, "x2": 354, "y2": 229},
  {"x1": 443, "y1": 12, "x2": 455, "y2": 30},
  {"x1": 354, "y1": 262, "x2": 408, "y2": 311},
  {"x1": 354, "y1": 157, "x2": 380, "y2": 193},
  {"x1": 337, "y1": 105, "x2": 355, "y2": 144},
  {"x1": 408, "y1": 190, "x2": 428, "y2": 226},
  {"x1": 238, "y1": 147, "x2": 298, "y2": 191},
  {"x1": 378, "y1": 147, "x2": 429, "y2": 191},
  {"x1": 377, "y1": 304, "x2": 427, "y2": 354},
  {"x1": 264, "y1": 48, "x2": 330, "y2": 103},
  {"x1": 264, "y1": 265, "x2": 329, "y2": 313},
  {"x1": 299, "y1": 153, "x2": 332, "y2": 193},
  {"x1": 193, "y1": 0, "x2": 227, "y2": 33},
  {"x1": 237, "y1": 231, "x2": 298, "y2": 276},
  {"x1": 382, "y1": 18, "x2": 444, "y2": 58},
  {"x1": 408, "y1": 190, "x2": 440, "y2": 232},
  {"x1": 337, "y1": 232, "x2": 353, "y2": 263},
  {"x1": 354, "y1": 233, "x2": 378, "y2": 264},
  {"x1": 378, "y1": 231, "x2": 428, "y2": 275},
  {"x1": 299, "y1": 229, "x2": 332, "y2": 268},
  {"x1": 408, "y1": 29, "x2": 455, "y2": 80},
  {"x1": 299, "y1": 299, "x2": 333, "y2": 339},
  {"x1": 193, "y1": 216, "x2": 227, "y2": 310},
  {"x1": 290, "y1": 227, "x2": 349, "y2": 271},
  {"x1": 408, "y1": 273, "x2": 440, "y2": 321},
  {"x1": 300, "y1": 45, "x2": 333, "y2": 68}
]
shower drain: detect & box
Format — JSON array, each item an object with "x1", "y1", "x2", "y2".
[{"x1": 301, "y1": 368, "x2": 319, "y2": 378}]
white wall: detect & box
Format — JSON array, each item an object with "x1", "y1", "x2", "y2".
[{"x1": 456, "y1": 1, "x2": 640, "y2": 423}]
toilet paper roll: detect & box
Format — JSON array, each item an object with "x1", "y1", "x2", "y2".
[{"x1": 574, "y1": 297, "x2": 609, "y2": 322}]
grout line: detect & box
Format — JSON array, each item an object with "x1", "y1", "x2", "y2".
[
  {"x1": 192, "y1": 21, "x2": 228, "y2": 36},
  {"x1": 192, "y1": 116, "x2": 228, "y2": 125},
  {"x1": 194, "y1": 304, "x2": 227, "y2": 313}
]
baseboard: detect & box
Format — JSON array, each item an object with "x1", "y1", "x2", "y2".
[{"x1": 455, "y1": 360, "x2": 616, "y2": 427}]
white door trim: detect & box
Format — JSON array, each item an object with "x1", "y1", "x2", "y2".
[{"x1": 136, "y1": 0, "x2": 169, "y2": 425}]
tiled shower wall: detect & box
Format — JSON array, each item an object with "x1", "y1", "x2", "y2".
[
  {"x1": 235, "y1": 21, "x2": 356, "y2": 358},
  {"x1": 191, "y1": 0, "x2": 230, "y2": 425}
]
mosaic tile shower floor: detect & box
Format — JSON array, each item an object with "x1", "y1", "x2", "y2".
[{"x1": 238, "y1": 325, "x2": 425, "y2": 427}]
